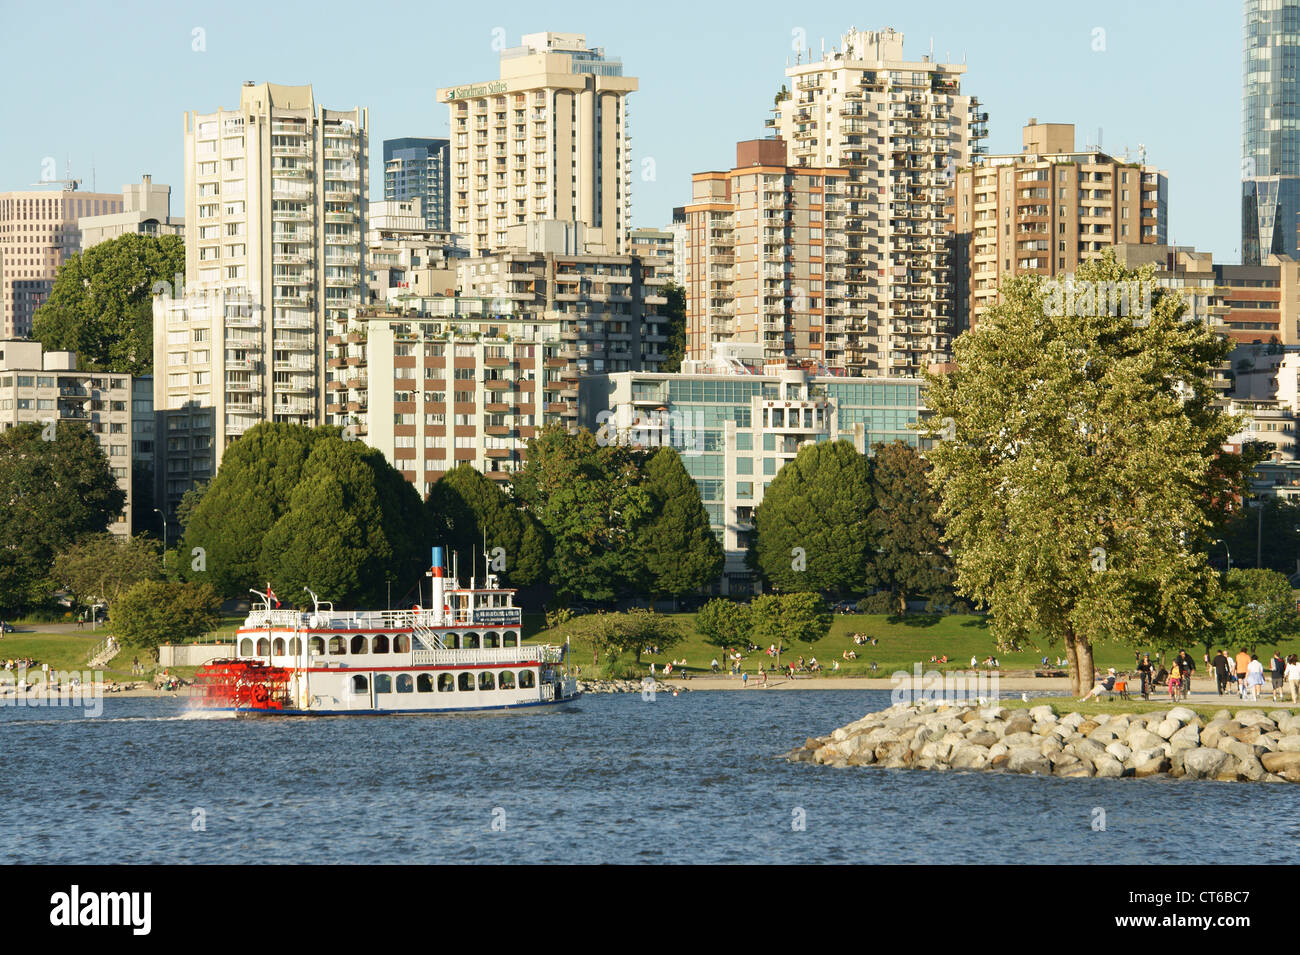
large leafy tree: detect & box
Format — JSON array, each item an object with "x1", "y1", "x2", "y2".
[
  {"x1": 512, "y1": 424, "x2": 653, "y2": 602},
  {"x1": 51, "y1": 533, "x2": 162, "y2": 609},
  {"x1": 259, "y1": 437, "x2": 430, "y2": 607},
  {"x1": 922, "y1": 253, "x2": 1244, "y2": 696},
  {"x1": 427, "y1": 464, "x2": 547, "y2": 586},
  {"x1": 0, "y1": 422, "x2": 126, "y2": 613},
  {"x1": 1212, "y1": 568, "x2": 1300, "y2": 653},
  {"x1": 749, "y1": 593, "x2": 831, "y2": 659},
  {"x1": 694, "y1": 598, "x2": 752, "y2": 651},
  {"x1": 747, "y1": 439, "x2": 873, "y2": 595},
  {"x1": 112, "y1": 579, "x2": 222, "y2": 660},
  {"x1": 178, "y1": 423, "x2": 329, "y2": 596},
  {"x1": 637, "y1": 447, "x2": 724, "y2": 601},
  {"x1": 867, "y1": 440, "x2": 953, "y2": 613},
  {"x1": 31, "y1": 233, "x2": 184, "y2": 375}
]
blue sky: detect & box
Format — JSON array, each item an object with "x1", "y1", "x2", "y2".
[{"x1": 0, "y1": 0, "x2": 1242, "y2": 259}]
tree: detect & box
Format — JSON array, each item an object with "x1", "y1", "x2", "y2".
[
  {"x1": 175, "y1": 480, "x2": 209, "y2": 533},
  {"x1": 259, "y1": 437, "x2": 430, "y2": 607},
  {"x1": 748, "y1": 440, "x2": 873, "y2": 595},
  {"x1": 427, "y1": 464, "x2": 547, "y2": 586},
  {"x1": 0, "y1": 422, "x2": 126, "y2": 614},
  {"x1": 512, "y1": 424, "x2": 652, "y2": 602},
  {"x1": 749, "y1": 593, "x2": 831, "y2": 662},
  {"x1": 867, "y1": 440, "x2": 953, "y2": 613},
  {"x1": 659, "y1": 282, "x2": 687, "y2": 373},
  {"x1": 112, "y1": 579, "x2": 222, "y2": 660},
  {"x1": 604, "y1": 608, "x2": 685, "y2": 664},
  {"x1": 1213, "y1": 568, "x2": 1300, "y2": 653},
  {"x1": 1217, "y1": 497, "x2": 1300, "y2": 576},
  {"x1": 178, "y1": 423, "x2": 331, "y2": 596},
  {"x1": 51, "y1": 534, "x2": 162, "y2": 609},
  {"x1": 922, "y1": 253, "x2": 1244, "y2": 696},
  {"x1": 637, "y1": 447, "x2": 724, "y2": 601},
  {"x1": 694, "y1": 598, "x2": 752, "y2": 651},
  {"x1": 31, "y1": 233, "x2": 184, "y2": 375}
]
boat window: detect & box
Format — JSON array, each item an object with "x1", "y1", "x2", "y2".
[
  {"x1": 479, "y1": 671, "x2": 495, "y2": 691},
  {"x1": 457, "y1": 672, "x2": 474, "y2": 692},
  {"x1": 239, "y1": 638, "x2": 253, "y2": 656},
  {"x1": 396, "y1": 674, "x2": 414, "y2": 693},
  {"x1": 417, "y1": 673, "x2": 434, "y2": 692},
  {"x1": 438, "y1": 673, "x2": 455, "y2": 692},
  {"x1": 272, "y1": 638, "x2": 286, "y2": 655},
  {"x1": 519, "y1": 669, "x2": 536, "y2": 689},
  {"x1": 309, "y1": 636, "x2": 325, "y2": 655},
  {"x1": 393, "y1": 634, "x2": 410, "y2": 653},
  {"x1": 375, "y1": 674, "x2": 392, "y2": 693},
  {"x1": 503, "y1": 632, "x2": 518, "y2": 647},
  {"x1": 464, "y1": 632, "x2": 480, "y2": 649},
  {"x1": 351, "y1": 675, "x2": 369, "y2": 693},
  {"x1": 256, "y1": 637, "x2": 271, "y2": 655},
  {"x1": 372, "y1": 634, "x2": 390, "y2": 654},
  {"x1": 444, "y1": 633, "x2": 459, "y2": 649},
  {"x1": 328, "y1": 636, "x2": 346, "y2": 655},
  {"x1": 484, "y1": 632, "x2": 499, "y2": 648},
  {"x1": 289, "y1": 637, "x2": 301, "y2": 655},
  {"x1": 350, "y1": 634, "x2": 368, "y2": 654},
  {"x1": 499, "y1": 670, "x2": 516, "y2": 690}
]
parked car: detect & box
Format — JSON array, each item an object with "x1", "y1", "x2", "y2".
[{"x1": 0, "y1": 622, "x2": 14, "y2": 633}]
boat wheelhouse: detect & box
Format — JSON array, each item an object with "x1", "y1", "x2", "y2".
[{"x1": 191, "y1": 547, "x2": 578, "y2": 716}]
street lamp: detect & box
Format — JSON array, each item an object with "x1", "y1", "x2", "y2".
[
  {"x1": 154, "y1": 508, "x2": 168, "y2": 550},
  {"x1": 1215, "y1": 539, "x2": 1231, "y2": 572}
]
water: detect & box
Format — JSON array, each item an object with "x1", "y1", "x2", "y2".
[{"x1": 2, "y1": 690, "x2": 1298, "y2": 864}]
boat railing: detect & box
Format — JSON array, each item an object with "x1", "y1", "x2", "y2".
[
  {"x1": 242, "y1": 607, "x2": 522, "y2": 631},
  {"x1": 411, "y1": 646, "x2": 546, "y2": 667}
]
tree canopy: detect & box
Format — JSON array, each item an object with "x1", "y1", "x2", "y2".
[
  {"x1": 748, "y1": 439, "x2": 874, "y2": 595},
  {"x1": 112, "y1": 579, "x2": 222, "y2": 660},
  {"x1": 922, "y1": 253, "x2": 1245, "y2": 695},
  {"x1": 694, "y1": 598, "x2": 752, "y2": 651},
  {"x1": 867, "y1": 440, "x2": 952, "y2": 613},
  {"x1": 427, "y1": 463, "x2": 546, "y2": 586},
  {"x1": 0, "y1": 422, "x2": 126, "y2": 614},
  {"x1": 50, "y1": 533, "x2": 162, "y2": 609},
  {"x1": 1212, "y1": 568, "x2": 1300, "y2": 653},
  {"x1": 31, "y1": 233, "x2": 184, "y2": 375},
  {"x1": 749, "y1": 592, "x2": 832, "y2": 651},
  {"x1": 637, "y1": 447, "x2": 724, "y2": 600}
]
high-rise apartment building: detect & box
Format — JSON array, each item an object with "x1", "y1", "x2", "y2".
[
  {"x1": 1243, "y1": 0, "x2": 1300, "y2": 264},
  {"x1": 0, "y1": 188, "x2": 123, "y2": 337},
  {"x1": 771, "y1": 27, "x2": 986, "y2": 375},
  {"x1": 366, "y1": 197, "x2": 463, "y2": 306},
  {"x1": 78, "y1": 175, "x2": 184, "y2": 250},
  {"x1": 153, "y1": 81, "x2": 368, "y2": 518},
  {"x1": 383, "y1": 137, "x2": 450, "y2": 232},
  {"x1": 683, "y1": 138, "x2": 848, "y2": 366},
  {"x1": 952, "y1": 120, "x2": 1168, "y2": 329},
  {"x1": 436, "y1": 32, "x2": 636, "y2": 256},
  {"x1": 628, "y1": 227, "x2": 676, "y2": 286}
]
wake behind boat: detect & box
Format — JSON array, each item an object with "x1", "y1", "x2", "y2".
[{"x1": 191, "y1": 546, "x2": 579, "y2": 716}]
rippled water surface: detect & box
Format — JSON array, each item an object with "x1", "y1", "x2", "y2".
[{"x1": 1, "y1": 690, "x2": 1297, "y2": 864}]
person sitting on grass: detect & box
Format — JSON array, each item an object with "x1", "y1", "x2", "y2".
[{"x1": 1080, "y1": 668, "x2": 1118, "y2": 701}]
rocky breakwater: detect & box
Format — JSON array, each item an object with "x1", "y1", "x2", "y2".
[
  {"x1": 577, "y1": 678, "x2": 691, "y2": 695},
  {"x1": 784, "y1": 701, "x2": 1300, "y2": 782}
]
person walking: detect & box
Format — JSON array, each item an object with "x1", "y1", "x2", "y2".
[
  {"x1": 1137, "y1": 653, "x2": 1155, "y2": 700},
  {"x1": 1286, "y1": 654, "x2": 1300, "y2": 704},
  {"x1": 1236, "y1": 649, "x2": 1252, "y2": 700},
  {"x1": 1271, "y1": 651, "x2": 1287, "y2": 702},
  {"x1": 1245, "y1": 654, "x2": 1266, "y2": 702},
  {"x1": 1211, "y1": 649, "x2": 1230, "y2": 696}
]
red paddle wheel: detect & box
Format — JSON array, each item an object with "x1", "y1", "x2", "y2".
[{"x1": 192, "y1": 659, "x2": 294, "y2": 711}]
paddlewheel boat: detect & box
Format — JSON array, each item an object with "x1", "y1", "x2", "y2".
[{"x1": 191, "y1": 547, "x2": 578, "y2": 716}]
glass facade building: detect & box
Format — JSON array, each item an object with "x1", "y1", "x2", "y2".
[
  {"x1": 383, "y1": 138, "x2": 450, "y2": 233},
  {"x1": 1243, "y1": 0, "x2": 1300, "y2": 263}
]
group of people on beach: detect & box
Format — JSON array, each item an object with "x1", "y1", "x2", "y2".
[
  {"x1": 3, "y1": 658, "x2": 36, "y2": 671},
  {"x1": 1081, "y1": 648, "x2": 1300, "y2": 703}
]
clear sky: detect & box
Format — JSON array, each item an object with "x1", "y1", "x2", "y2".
[{"x1": 0, "y1": 0, "x2": 1242, "y2": 260}]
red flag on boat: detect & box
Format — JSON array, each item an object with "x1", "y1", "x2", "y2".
[{"x1": 267, "y1": 584, "x2": 280, "y2": 608}]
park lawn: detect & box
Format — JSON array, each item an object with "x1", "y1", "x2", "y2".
[
  {"x1": 524, "y1": 612, "x2": 1163, "y2": 679},
  {"x1": 525, "y1": 611, "x2": 1300, "y2": 681}
]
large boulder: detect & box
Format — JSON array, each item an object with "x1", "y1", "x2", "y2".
[
  {"x1": 1167, "y1": 706, "x2": 1197, "y2": 725},
  {"x1": 1275, "y1": 735, "x2": 1300, "y2": 753},
  {"x1": 1003, "y1": 716, "x2": 1035, "y2": 737},
  {"x1": 1007, "y1": 746, "x2": 1052, "y2": 775},
  {"x1": 1002, "y1": 731, "x2": 1037, "y2": 749},
  {"x1": 1183, "y1": 748, "x2": 1230, "y2": 780},
  {"x1": 1169, "y1": 724, "x2": 1200, "y2": 751},
  {"x1": 950, "y1": 745, "x2": 990, "y2": 770},
  {"x1": 1154, "y1": 718, "x2": 1181, "y2": 740},
  {"x1": 1134, "y1": 755, "x2": 1171, "y2": 777},
  {"x1": 1106, "y1": 741, "x2": 1133, "y2": 763},
  {"x1": 1093, "y1": 754, "x2": 1125, "y2": 778},
  {"x1": 1028, "y1": 705, "x2": 1057, "y2": 723},
  {"x1": 967, "y1": 730, "x2": 999, "y2": 748},
  {"x1": 1127, "y1": 728, "x2": 1164, "y2": 752},
  {"x1": 1260, "y1": 752, "x2": 1300, "y2": 780}
]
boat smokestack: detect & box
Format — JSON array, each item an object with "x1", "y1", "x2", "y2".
[{"x1": 431, "y1": 546, "x2": 446, "y2": 625}]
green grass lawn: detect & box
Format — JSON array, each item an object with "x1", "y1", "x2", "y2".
[{"x1": 524, "y1": 611, "x2": 1300, "y2": 682}]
